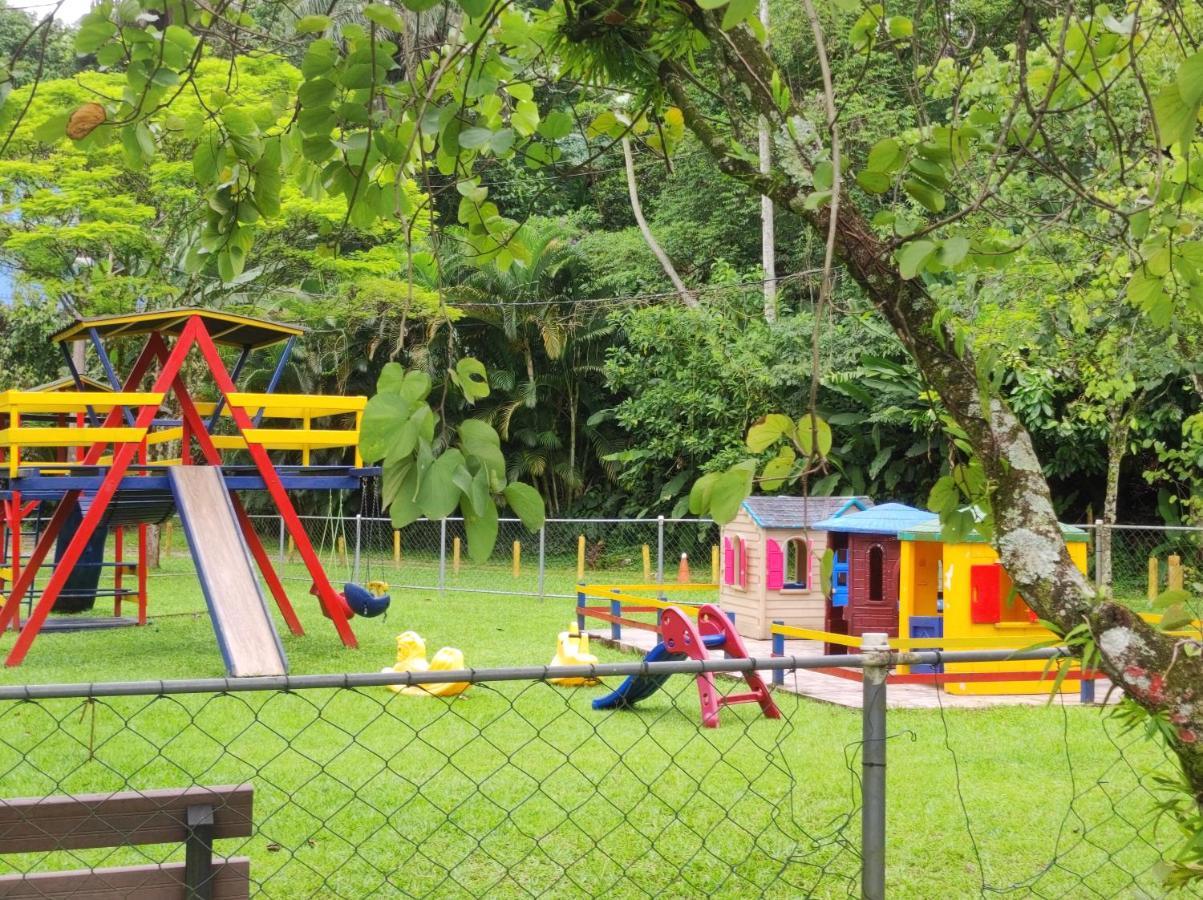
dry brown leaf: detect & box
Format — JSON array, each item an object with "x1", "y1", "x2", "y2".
[{"x1": 66, "y1": 102, "x2": 106, "y2": 140}]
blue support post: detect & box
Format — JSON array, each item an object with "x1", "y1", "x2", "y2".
[
  {"x1": 60, "y1": 343, "x2": 99, "y2": 426},
  {"x1": 576, "y1": 587, "x2": 586, "y2": 633},
  {"x1": 252, "y1": 336, "x2": 297, "y2": 427},
  {"x1": 207, "y1": 345, "x2": 252, "y2": 429},
  {"x1": 772, "y1": 619, "x2": 785, "y2": 686},
  {"x1": 610, "y1": 590, "x2": 622, "y2": 641},
  {"x1": 89, "y1": 328, "x2": 134, "y2": 426},
  {"x1": 1080, "y1": 672, "x2": 1096, "y2": 704}
]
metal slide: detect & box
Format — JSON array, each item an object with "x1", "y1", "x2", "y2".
[{"x1": 169, "y1": 466, "x2": 288, "y2": 677}]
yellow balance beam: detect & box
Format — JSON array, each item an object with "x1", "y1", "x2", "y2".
[
  {"x1": 0, "y1": 426, "x2": 147, "y2": 447},
  {"x1": 0, "y1": 391, "x2": 164, "y2": 414}
]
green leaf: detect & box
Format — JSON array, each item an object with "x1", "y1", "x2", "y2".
[
  {"x1": 538, "y1": 109, "x2": 573, "y2": 140},
  {"x1": 359, "y1": 393, "x2": 409, "y2": 463},
  {"x1": 897, "y1": 239, "x2": 936, "y2": 280},
  {"x1": 721, "y1": 0, "x2": 756, "y2": 30},
  {"x1": 451, "y1": 357, "x2": 490, "y2": 402},
  {"x1": 795, "y1": 414, "x2": 833, "y2": 458},
  {"x1": 886, "y1": 16, "x2": 913, "y2": 39},
  {"x1": 385, "y1": 462, "x2": 422, "y2": 528},
  {"x1": 1177, "y1": 50, "x2": 1203, "y2": 108},
  {"x1": 400, "y1": 370, "x2": 432, "y2": 402},
  {"x1": 459, "y1": 418, "x2": 501, "y2": 457},
  {"x1": 504, "y1": 482, "x2": 545, "y2": 531},
  {"x1": 416, "y1": 449, "x2": 466, "y2": 520},
  {"x1": 462, "y1": 495, "x2": 499, "y2": 562},
  {"x1": 295, "y1": 14, "x2": 332, "y2": 33},
  {"x1": 1153, "y1": 84, "x2": 1197, "y2": 150},
  {"x1": 696, "y1": 0, "x2": 730, "y2": 8},
  {"x1": 298, "y1": 77, "x2": 337, "y2": 108},
  {"x1": 812, "y1": 160, "x2": 834, "y2": 191},
  {"x1": 937, "y1": 236, "x2": 970, "y2": 267},
  {"x1": 746, "y1": 413, "x2": 793, "y2": 452},
  {"x1": 904, "y1": 178, "x2": 946, "y2": 212},
  {"x1": 759, "y1": 448, "x2": 796, "y2": 492},
  {"x1": 856, "y1": 170, "x2": 891, "y2": 194},
  {"x1": 33, "y1": 113, "x2": 69, "y2": 144},
  {"x1": 193, "y1": 133, "x2": 221, "y2": 184},
  {"x1": 688, "y1": 472, "x2": 720, "y2": 515},
  {"x1": 927, "y1": 475, "x2": 960, "y2": 514},
  {"x1": 820, "y1": 549, "x2": 834, "y2": 599},
  {"x1": 710, "y1": 462, "x2": 756, "y2": 525},
  {"x1": 867, "y1": 138, "x2": 902, "y2": 173},
  {"x1": 1158, "y1": 602, "x2": 1196, "y2": 632},
  {"x1": 363, "y1": 3, "x2": 406, "y2": 30},
  {"x1": 376, "y1": 362, "x2": 404, "y2": 393},
  {"x1": 460, "y1": 127, "x2": 493, "y2": 149}
]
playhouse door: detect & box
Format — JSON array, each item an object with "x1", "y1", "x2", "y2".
[{"x1": 850, "y1": 554, "x2": 900, "y2": 637}]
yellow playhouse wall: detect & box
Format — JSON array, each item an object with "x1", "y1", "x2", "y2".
[{"x1": 940, "y1": 540, "x2": 1088, "y2": 695}]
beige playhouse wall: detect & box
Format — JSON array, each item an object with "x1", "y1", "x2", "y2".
[{"x1": 718, "y1": 510, "x2": 828, "y2": 639}]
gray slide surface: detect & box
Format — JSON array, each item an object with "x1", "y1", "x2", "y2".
[{"x1": 169, "y1": 466, "x2": 287, "y2": 677}]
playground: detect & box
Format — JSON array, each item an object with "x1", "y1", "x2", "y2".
[{"x1": 0, "y1": 310, "x2": 1178, "y2": 896}]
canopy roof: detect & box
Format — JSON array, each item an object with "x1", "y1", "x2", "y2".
[
  {"x1": 29, "y1": 375, "x2": 114, "y2": 393},
  {"x1": 741, "y1": 496, "x2": 872, "y2": 530},
  {"x1": 51, "y1": 308, "x2": 305, "y2": 349},
  {"x1": 813, "y1": 502, "x2": 936, "y2": 535},
  {"x1": 898, "y1": 518, "x2": 1089, "y2": 544}
]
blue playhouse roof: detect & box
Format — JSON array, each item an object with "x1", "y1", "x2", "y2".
[
  {"x1": 741, "y1": 496, "x2": 872, "y2": 529},
  {"x1": 812, "y1": 502, "x2": 936, "y2": 536}
]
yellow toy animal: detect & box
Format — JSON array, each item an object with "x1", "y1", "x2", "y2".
[
  {"x1": 381, "y1": 631, "x2": 470, "y2": 697},
  {"x1": 548, "y1": 624, "x2": 600, "y2": 686}
]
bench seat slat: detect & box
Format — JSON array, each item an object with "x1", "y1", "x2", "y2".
[
  {"x1": 0, "y1": 856, "x2": 250, "y2": 899},
  {"x1": 0, "y1": 785, "x2": 252, "y2": 853}
]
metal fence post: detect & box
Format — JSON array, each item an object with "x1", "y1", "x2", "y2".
[
  {"x1": 576, "y1": 587, "x2": 586, "y2": 632},
  {"x1": 352, "y1": 514, "x2": 362, "y2": 584},
  {"x1": 277, "y1": 516, "x2": 285, "y2": 563},
  {"x1": 861, "y1": 632, "x2": 889, "y2": 900},
  {"x1": 438, "y1": 518, "x2": 447, "y2": 593},
  {"x1": 656, "y1": 515, "x2": 665, "y2": 598},
  {"x1": 611, "y1": 589, "x2": 622, "y2": 641},
  {"x1": 538, "y1": 526, "x2": 546, "y2": 600}
]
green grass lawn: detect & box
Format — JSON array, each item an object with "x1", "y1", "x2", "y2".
[{"x1": 0, "y1": 563, "x2": 1176, "y2": 897}]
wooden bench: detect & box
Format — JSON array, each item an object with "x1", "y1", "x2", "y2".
[{"x1": 0, "y1": 784, "x2": 253, "y2": 899}]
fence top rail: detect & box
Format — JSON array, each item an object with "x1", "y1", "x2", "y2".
[
  {"x1": 243, "y1": 514, "x2": 718, "y2": 526},
  {"x1": 0, "y1": 648, "x2": 1071, "y2": 700},
  {"x1": 1075, "y1": 522, "x2": 1203, "y2": 532}
]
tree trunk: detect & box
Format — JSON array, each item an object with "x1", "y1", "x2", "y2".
[
  {"x1": 656, "y1": 53, "x2": 1203, "y2": 804},
  {"x1": 622, "y1": 137, "x2": 697, "y2": 307},
  {"x1": 1098, "y1": 410, "x2": 1130, "y2": 598},
  {"x1": 757, "y1": 0, "x2": 776, "y2": 323},
  {"x1": 146, "y1": 524, "x2": 161, "y2": 570}
]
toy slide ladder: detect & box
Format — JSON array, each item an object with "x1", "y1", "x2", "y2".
[
  {"x1": 169, "y1": 466, "x2": 287, "y2": 677},
  {"x1": 593, "y1": 604, "x2": 780, "y2": 728}
]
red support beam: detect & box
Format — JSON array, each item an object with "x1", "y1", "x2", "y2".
[
  {"x1": 189, "y1": 321, "x2": 356, "y2": 648},
  {"x1": 4, "y1": 324, "x2": 195, "y2": 667}
]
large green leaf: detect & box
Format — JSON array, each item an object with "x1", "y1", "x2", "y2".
[
  {"x1": 384, "y1": 462, "x2": 422, "y2": 528},
  {"x1": 359, "y1": 393, "x2": 408, "y2": 463},
  {"x1": 462, "y1": 495, "x2": 499, "y2": 562},
  {"x1": 746, "y1": 413, "x2": 793, "y2": 452},
  {"x1": 450, "y1": 357, "x2": 491, "y2": 402},
  {"x1": 709, "y1": 462, "x2": 756, "y2": 524},
  {"x1": 688, "y1": 472, "x2": 720, "y2": 515},
  {"x1": 796, "y1": 414, "x2": 833, "y2": 457},
  {"x1": 416, "y1": 449, "x2": 466, "y2": 520},
  {"x1": 459, "y1": 418, "x2": 501, "y2": 457},
  {"x1": 504, "y1": 481, "x2": 545, "y2": 531},
  {"x1": 363, "y1": 3, "x2": 406, "y2": 31},
  {"x1": 400, "y1": 370, "x2": 432, "y2": 403},
  {"x1": 1177, "y1": 50, "x2": 1203, "y2": 108},
  {"x1": 897, "y1": 239, "x2": 936, "y2": 280}
]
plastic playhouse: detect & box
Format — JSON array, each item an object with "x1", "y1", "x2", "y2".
[
  {"x1": 0, "y1": 308, "x2": 388, "y2": 677},
  {"x1": 813, "y1": 502, "x2": 1089, "y2": 695}
]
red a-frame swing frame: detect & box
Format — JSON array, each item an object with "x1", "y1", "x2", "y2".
[{"x1": 0, "y1": 314, "x2": 358, "y2": 667}]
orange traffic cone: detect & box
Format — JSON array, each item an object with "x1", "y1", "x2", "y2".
[{"x1": 677, "y1": 552, "x2": 690, "y2": 584}]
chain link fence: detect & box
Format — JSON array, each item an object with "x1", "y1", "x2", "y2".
[
  {"x1": 1081, "y1": 522, "x2": 1203, "y2": 607},
  {"x1": 0, "y1": 648, "x2": 1178, "y2": 898},
  {"x1": 150, "y1": 515, "x2": 720, "y2": 601}
]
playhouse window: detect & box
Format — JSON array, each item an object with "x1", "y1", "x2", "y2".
[
  {"x1": 785, "y1": 539, "x2": 809, "y2": 589},
  {"x1": 733, "y1": 536, "x2": 748, "y2": 589},
  {"x1": 868, "y1": 545, "x2": 885, "y2": 601}
]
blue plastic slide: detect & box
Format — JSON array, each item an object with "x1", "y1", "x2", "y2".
[{"x1": 592, "y1": 634, "x2": 725, "y2": 711}]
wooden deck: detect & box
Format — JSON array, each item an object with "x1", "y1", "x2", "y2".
[{"x1": 590, "y1": 629, "x2": 1117, "y2": 710}]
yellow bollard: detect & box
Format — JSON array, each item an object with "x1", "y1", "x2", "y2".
[
  {"x1": 337, "y1": 535, "x2": 347, "y2": 567},
  {"x1": 164, "y1": 521, "x2": 173, "y2": 558},
  {"x1": 453, "y1": 536, "x2": 461, "y2": 575},
  {"x1": 642, "y1": 544, "x2": 651, "y2": 581},
  {"x1": 1169, "y1": 554, "x2": 1184, "y2": 592},
  {"x1": 393, "y1": 530, "x2": 401, "y2": 568},
  {"x1": 513, "y1": 540, "x2": 522, "y2": 578},
  {"x1": 1148, "y1": 557, "x2": 1160, "y2": 603},
  {"x1": 711, "y1": 545, "x2": 719, "y2": 583},
  {"x1": 577, "y1": 534, "x2": 586, "y2": 581},
  {"x1": 288, "y1": 535, "x2": 296, "y2": 562}
]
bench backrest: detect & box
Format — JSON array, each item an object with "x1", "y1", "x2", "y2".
[{"x1": 0, "y1": 784, "x2": 253, "y2": 853}]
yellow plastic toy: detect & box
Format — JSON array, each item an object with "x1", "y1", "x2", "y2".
[
  {"x1": 548, "y1": 623, "x2": 600, "y2": 686},
  {"x1": 381, "y1": 631, "x2": 471, "y2": 697}
]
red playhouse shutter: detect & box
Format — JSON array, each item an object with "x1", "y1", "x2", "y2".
[
  {"x1": 765, "y1": 540, "x2": 784, "y2": 591},
  {"x1": 808, "y1": 548, "x2": 816, "y2": 589},
  {"x1": 723, "y1": 538, "x2": 735, "y2": 585},
  {"x1": 970, "y1": 563, "x2": 1002, "y2": 624}
]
